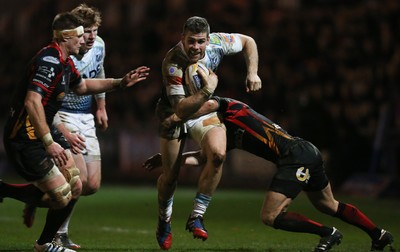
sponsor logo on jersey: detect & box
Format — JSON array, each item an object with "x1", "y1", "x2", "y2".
[
  {"x1": 296, "y1": 167, "x2": 310, "y2": 182},
  {"x1": 222, "y1": 34, "x2": 235, "y2": 43},
  {"x1": 42, "y1": 56, "x2": 60, "y2": 64},
  {"x1": 209, "y1": 35, "x2": 222, "y2": 45}
]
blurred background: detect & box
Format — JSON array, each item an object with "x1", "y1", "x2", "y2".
[{"x1": 0, "y1": 0, "x2": 399, "y2": 197}]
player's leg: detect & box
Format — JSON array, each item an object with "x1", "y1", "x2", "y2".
[
  {"x1": 33, "y1": 150, "x2": 82, "y2": 252},
  {"x1": 307, "y1": 183, "x2": 395, "y2": 251},
  {"x1": 156, "y1": 137, "x2": 186, "y2": 250},
  {"x1": 261, "y1": 188, "x2": 342, "y2": 252},
  {"x1": 54, "y1": 152, "x2": 86, "y2": 249},
  {"x1": 186, "y1": 122, "x2": 226, "y2": 241}
]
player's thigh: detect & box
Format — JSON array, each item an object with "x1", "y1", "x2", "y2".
[
  {"x1": 73, "y1": 153, "x2": 87, "y2": 181},
  {"x1": 160, "y1": 137, "x2": 186, "y2": 174},
  {"x1": 201, "y1": 126, "x2": 227, "y2": 155},
  {"x1": 86, "y1": 160, "x2": 101, "y2": 186},
  {"x1": 306, "y1": 183, "x2": 338, "y2": 215}
]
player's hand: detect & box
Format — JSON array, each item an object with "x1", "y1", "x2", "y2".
[
  {"x1": 143, "y1": 153, "x2": 162, "y2": 171},
  {"x1": 198, "y1": 68, "x2": 218, "y2": 93},
  {"x1": 120, "y1": 66, "x2": 150, "y2": 88},
  {"x1": 46, "y1": 142, "x2": 68, "y2": 167},
  {"x1": 246, "y1": 73, "x2": 262, "y2": 92},
  {"x1": 65, "y1": 132, "x2": 86, "y2": 155},
  {"x1": 96, "y1": 108, "x2": 109, "y2": 131},
  {"x1": 161, "y1": 114, "x2": 181, "y2": 129}
]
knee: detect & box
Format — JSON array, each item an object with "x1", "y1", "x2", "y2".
[
  {"x1": 82, "y1": 180, "x2": 100, "y2": 196},
  {"x1": 260, "y1": 211, "x2": 276, "y2": 227},
  {"x1": 44, "y1": 183, "x2": 73, "y2": 209},
  {"x1": 211, "y1": 151, "x2": 226, "y2": 168}
]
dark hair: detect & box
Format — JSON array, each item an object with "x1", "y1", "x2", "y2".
[
  {"x1": 52, "y1": 12, "x2": 83, "y2": 31},
  {"x1": 71, "y1": 4, "x2": 102, "y2": 28},
  {"x1": 183, "y1": 16, "x2": 210, "y2": 36}
]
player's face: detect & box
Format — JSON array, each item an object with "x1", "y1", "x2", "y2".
[
  {"x1": 182, "y1": 32, "x2": 209, "y2": 63},
  {"x1": 81, "y1": 26, "x2": 98, "y2": 52},
  {"x1": 67, "y1": 34, "x2": 85, "y2": 56}
]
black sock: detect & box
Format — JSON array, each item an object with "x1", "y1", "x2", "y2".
[{"x1": 37, "y1": 199, "x2": 78, "y2": 245}]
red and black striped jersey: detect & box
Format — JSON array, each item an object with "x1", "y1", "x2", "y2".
[
  {"x1": 216, "y1": 97, "x2": 298, "y2": 163},
  {"x1": 4, "y1": 42, "x2": 82, "y2": 142}
]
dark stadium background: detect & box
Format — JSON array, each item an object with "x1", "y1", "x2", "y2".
[{"x1": 0, "y1": 0, "x2": 399, "y2": 198}]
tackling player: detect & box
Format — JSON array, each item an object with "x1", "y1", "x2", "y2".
[
  {"x1": 146, "y1": 93, "x2": 395, "y2": 252},
  {"x1": 0, "y1": 12, "x2": 149, "y2": 252},
  {"x1": 22, "y1": 4, "x2": 108, "y2": 249},
  {"x1": 155, "y1": 16, "x2": 261, "y2": 250}
]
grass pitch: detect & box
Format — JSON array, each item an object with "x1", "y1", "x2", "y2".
[{"x1": 0, "y1": 185, "x2": 399, "y2": 251}]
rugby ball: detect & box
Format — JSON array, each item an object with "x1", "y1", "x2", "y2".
[{"x1": 184, "y1": 62, "x2": 209, "y2": 95}]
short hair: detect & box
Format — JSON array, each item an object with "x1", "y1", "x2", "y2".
[
  {"x1": 183, "y1": 16, "x2": 210, "y2": 36},
  {"x1": 52, "y1": 12, "x2": 83, "y2": 31},
  {"x1": 71, "y1": 4, "x2": 102, "y2": 28}
]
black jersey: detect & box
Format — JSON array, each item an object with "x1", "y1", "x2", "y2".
[
  {"x1": 216, "y1": 97, "x2": 298, "y2": 164},
  {"x1": 4, "y1": 42, "x2": 82, "y2": 142}
]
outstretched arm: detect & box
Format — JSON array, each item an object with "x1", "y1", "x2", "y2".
[{"x1": 73, "y1": 66, "x2": 150, "y2": 95}]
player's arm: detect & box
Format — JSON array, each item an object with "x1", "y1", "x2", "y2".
[
  {"x1": 95, "y1": 96, "x2": 108, "y2": 131},
  {"x1": 53, "y1": 114, "x2": 86, "y2": 155},
  {"x1": 24, "y1": 91, "x2": 68, "y2": 165},
  {"x1": 238, "y1": 34, "x2": 262, "y2": 92},
  {"x1": 143, "y1": 150, "x2": 205, "y2": 171},
  {"x1": 171, "y1": 67, "x2": 218, "y2": 120},
  {"x1": 72, "y1": 66, "x2": 150, "y2": 95}
]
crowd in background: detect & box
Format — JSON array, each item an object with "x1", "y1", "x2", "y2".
[{"x1": 0, "y1": 0, "x2": 399, "y2": 188}]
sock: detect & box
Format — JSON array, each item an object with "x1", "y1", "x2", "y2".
[
  {"x1": 191, "y1": 192, "x2": 211, "y2": 218},
  {"x1": 159, "y1": 197, "x2": 173, "y2": 222},
  {"x1": 37, "y1": 199, "x2": 77, "y2": 245},
  {"x1": 0, "y1": 182, "x2": 44, "y2": 205},
  {"x1": 57, "y1": 208, "x2": 74, "y2": 234},
  {"x1": 273, "y1": 212, "x2": 333, "y2": 237},
  {"x1": 334, "y1": 202, "x2": 380, "y2": 239}
]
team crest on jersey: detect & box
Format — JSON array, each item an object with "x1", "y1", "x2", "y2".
[
  {"x1": 42, "y1": 56, "x2": 60, "y2": 64},
  {"x1": 168, "y1": 65, "x2": 182, "y2": 77},
  {"x1": 296, "y1": 167, "x2": 310, "y2": 182}
]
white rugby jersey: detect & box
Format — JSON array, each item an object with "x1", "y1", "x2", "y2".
[{"x1": 60, "y1": 36, "x2": 106, "y2": 113}]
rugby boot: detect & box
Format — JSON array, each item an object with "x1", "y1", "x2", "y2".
[
  {"x1": 314, "y1": 227, "x2": 343, "y2": 252},
  {"x1": 371, "y1": 229, "x2": 395, "y2": 251},
  {"x1": 34, "y1": 241, "x2": 76, "y2": 252},
  {"x1": 54, "y1": 232, "x2": 81, "y2": 249},
  {"x1": 156, "y1": 218, "x2": 172, "y2": 250},
  {"x1": 23, "y1": 203, "x2": 36, "y2": 228},
  {"x1": 186, "y1": 215, "x2": 208, "y2": 241}
]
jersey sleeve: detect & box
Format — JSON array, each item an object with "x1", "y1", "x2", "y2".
[
  {"x1": 162, "y1": 61, "x2": 185, "y2": 97},
  {"x1": 210, "y1": 33, "x2": 243, "y2": 55},
  {"x1": 95, "y1": 36, "x2": 106, "y2": 99}
]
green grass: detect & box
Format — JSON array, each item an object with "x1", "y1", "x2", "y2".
[{"x1": 0, "y1": 186, "x2": 399, "y2": 251}]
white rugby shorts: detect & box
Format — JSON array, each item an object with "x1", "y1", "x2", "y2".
[{"x1": 55, "y1": 111, "x2": 101, "y2": 160}]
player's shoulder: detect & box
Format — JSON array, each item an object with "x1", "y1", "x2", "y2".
[
  {"x1": 95, "y1": 36, "x2": 105, "y2": 47},
  {"x1": 36, "y1": 44, "x2": 62, "y2": 67},
  {"x1": 209, "y1": 32, "x2": 238, "y2": 45}
]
